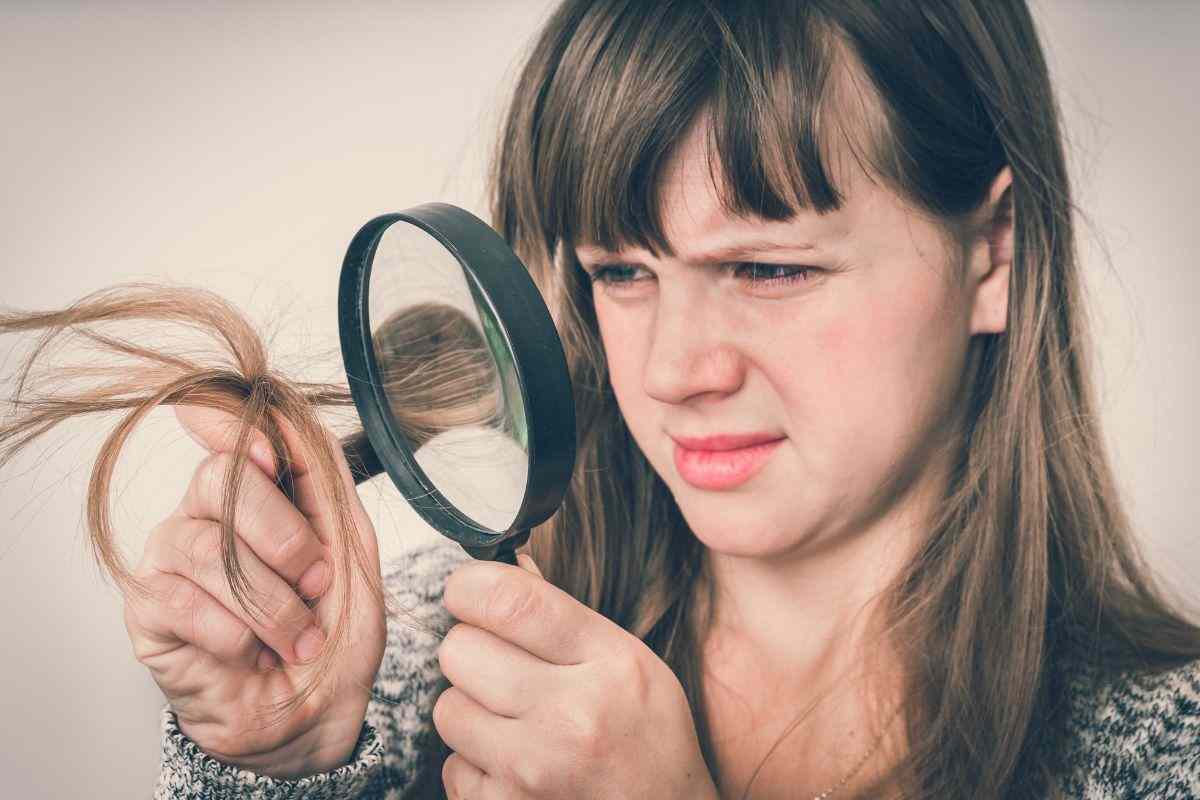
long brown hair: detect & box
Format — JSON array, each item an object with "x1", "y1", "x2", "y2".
[
  {"x1": 0, "y1": 286, "x2": 501, "y2": 733},
  {"x1": 488, "y1": 0, "x2": 1200, "y2": 798},
  {"x1": 3, "y1": 1, "x2": 1198, "y2": 798}
]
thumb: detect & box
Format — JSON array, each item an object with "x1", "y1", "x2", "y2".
[
  {"x1": 173, "y1": 402, "x2": 286, "y2": 479},
  {"x1": 516, "y1": 552, "x2": 543, "y2": 578}
]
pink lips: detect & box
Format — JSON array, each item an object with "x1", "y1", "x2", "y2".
[{"x1": 671, "y1": 433, "x2": 785, "y2": 491}]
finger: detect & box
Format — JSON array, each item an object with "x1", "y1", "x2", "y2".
[
  {"x1": 443, "y1": 752, "x2": 525, "y2": 800},
  {"x1": 442, "y1": 752, "x2": 485, "y2": 800},
  {"x1": 145, "y1": 515, "x2": 321, "y2": 666},
  {"x1": 515, "y1": 552, "x2": 542, "y2": 578},
  {"x1": 175, "y1": 401, "x2": 382, "y2": 598},
  {"x1": 175, "y1": 403, "x2": 280, "y2": 476},
  {"x1": 437, "y1": 622, "x2": 550, "y2": 718},
  {"x1": 432, "y1": 686, "x2": 522, "y2": 785},
  {"x1": 443, "y1": 560, "x2": 617, "y2": 666},
  {"x1": 125, "y1": 570, "x2": 275, "y2": 672},
  {"x1": 174, "y1": 403, "x2": 366, "y2": 543},
  {"x1": 178, "y1": 449, "x2": 331, "y2": 599}
]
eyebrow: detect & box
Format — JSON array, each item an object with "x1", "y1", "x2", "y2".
[{"x1": 574, "y1": 238, "x2": 820, "y2": 266}]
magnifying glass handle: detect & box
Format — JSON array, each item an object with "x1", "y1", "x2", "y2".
[
  {"x1": 463, "y1": 544, "x2": 517, "y2": 564},
  {"x1": 341, "y1": 430, "x2": 383, "y2": 485},
  {"x1": 463, "y1": 529, "x2": 530, "y2": 565},
  {"x1": 340, "y1": 429, "x2": 530, "y2": 565}
]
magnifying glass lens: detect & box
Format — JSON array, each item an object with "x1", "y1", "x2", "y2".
[{"x1": 367, "y1": 222, "x2": 529, "y2": 532}]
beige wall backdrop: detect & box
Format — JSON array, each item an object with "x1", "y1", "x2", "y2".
[{"x1": 1, "y1": 2, "x2": 1196, "y2": 797}]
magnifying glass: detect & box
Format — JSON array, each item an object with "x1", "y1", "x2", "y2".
[{"x1": 336, "y1": 203, "x2": 575, "y2": 566}]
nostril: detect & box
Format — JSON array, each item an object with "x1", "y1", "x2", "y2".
[{"x1": 643, "y1": 343, "x2": 745, "y2": 405}]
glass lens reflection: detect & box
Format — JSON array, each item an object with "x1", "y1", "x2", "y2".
[{"x1": 367, "y1": 221, "x2": 529, "y2": 531}]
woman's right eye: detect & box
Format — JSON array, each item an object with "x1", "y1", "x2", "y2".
[{"x1": 588, "y1": 264, "x2": 653, "y2": 290}]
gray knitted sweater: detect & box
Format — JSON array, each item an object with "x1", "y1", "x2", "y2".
[{"x1": 154, "y1": 539, "x2": 1200, "y2": 799}]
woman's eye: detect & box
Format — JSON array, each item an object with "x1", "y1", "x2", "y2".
[
  {"x1": 732, "y1": 262, "x2": 814, "y2": 286},
  {"x1": 584, "y1": 261, "x2": 816, "y2": 295},
  {"x1": 588, "y1": 264, "x2": 652, "y2": 290}
]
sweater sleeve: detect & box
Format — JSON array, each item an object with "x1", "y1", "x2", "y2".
[
  {"x1": 153, "y1": 539, "x2": 471, "y2": 799},
  {"x1": 1058, "y1": 655, "x2": 1200, "y2": 799},
  {"x1": 154, "y1": 707, "x2": 386, "y2": 799}
]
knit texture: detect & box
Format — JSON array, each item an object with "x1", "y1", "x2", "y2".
[
  {"x1": 154, "y1": 539, "x2": 1200, "y2": 798},
  {"x1": 154, "y1": 540, "x2": 470, "y2": 800}
]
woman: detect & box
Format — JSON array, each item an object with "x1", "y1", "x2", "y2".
[{"x1": 3, "y1": 1, "x2": 1197, "y2": 798}]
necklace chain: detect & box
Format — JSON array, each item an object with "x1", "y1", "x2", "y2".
[{"x1": 809, "y1": 703, "x2": 903, "y2": 800}]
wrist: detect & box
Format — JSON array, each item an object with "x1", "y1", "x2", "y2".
[
  {"x1": 185, "y1": 699, "x2": 372, "y2": 780},
  {"x1": 236, "y1": 719, "x2": 368, "y2": 779}
]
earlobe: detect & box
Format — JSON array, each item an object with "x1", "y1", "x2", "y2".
[
  {"x1": 968, "y1": 166, "x2": 1013, "y2": 335},
  {"x1": 970, "y1": 260, "x2": 1010, "y2": 334}
]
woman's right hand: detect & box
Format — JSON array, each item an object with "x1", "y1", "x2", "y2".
[{"x1": 122, "y1": 404, "x2": 388, "y2": 779}]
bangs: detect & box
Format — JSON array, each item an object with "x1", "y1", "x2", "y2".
[{"x1": 527, "y1": 0, "x2": 892, "y2": 261}]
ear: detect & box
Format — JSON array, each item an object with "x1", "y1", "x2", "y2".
[{"x1": 967, "y1": 166, "x2": 1014, "y2": 335}]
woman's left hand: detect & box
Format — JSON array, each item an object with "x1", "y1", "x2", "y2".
[{"x1": 433, "y1": 553, "x2": 719, "y2": 800}]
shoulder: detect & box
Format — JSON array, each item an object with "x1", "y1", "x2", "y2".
[
  {"x1": 1057, "y1": 654, "x2": 1200, "y2": 798},
  {"x1": 365, "y1": 538, "x2": 473, "y2": 795}
]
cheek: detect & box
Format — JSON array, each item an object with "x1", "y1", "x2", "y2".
[
  {"x1": 808, "y1": 296, "x2": 911, "y2": 406},
  {"x1": 798, "y1": 280, "x2": 966, "y2": 470},
  {"x1": 594, "y1": 302, "x2": 647, "y2": 411}
]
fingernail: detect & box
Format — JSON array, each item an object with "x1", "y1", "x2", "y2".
[
  {"x1": 257, "y1": 648, "x2": 279, "y2": 671},
  {"x1": 249, "y1": 441, "x2": 274, "y2": 477},
  {"x1": 294, "y1": 625, "x2": 325, "y2": 664},
  {"x1": 299, "y1": 560, "x2": 329, "y2": 599}
]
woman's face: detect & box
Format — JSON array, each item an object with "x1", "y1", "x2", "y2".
[{"x1": 576, "y1": 121, "x2": 1008, "y2": 559}]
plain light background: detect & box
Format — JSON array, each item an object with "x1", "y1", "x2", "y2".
[{"x1": 1, "y1": 2, "x2": 1197, "y2": 797}]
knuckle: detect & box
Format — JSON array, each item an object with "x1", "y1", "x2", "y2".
[
  {"x1": 441, "y1": 754, "x2": 456, "y2": 797},
  {"x1": 436, "y1": 623, "x2": 465, "y2": 673},
  {"x1": 252, "y1": 586, "x2": 287, "y2": 618},
  {"x1": 509, "y1": 757, "x2": 552, "y2": 795},
  {"x1": 180, "y1": 523, "x2": 224, "y2": 577},
  {"x1": 196, "y1": 451, "x2": 234, "y2": 497},
  {"x1": 564, "y1": 704, "x2": 605, "y2": 759},
  {"x1": 269, "y1": 519, "x2": 309, "y2": 566},
  {"x1": 123, "y1": 599, "x2": 155, "y2": 658},
  {"x1": 442, "y1": 752, "x2": 466, "y2": 799},
  {"x1": 128, "y1": 638, "x2": 157, "y2": 666},
  {"x1": 563, "y1": 669, "x2": 625, "y2": 759},
  {"x1": 164, "y1": 576, "x2": 198, "y2": 611},
  {"x1": 264, "y1": 592, "x2": 309, "y2": 632},
  {"x1": 128, "y1": 567, "x2": 168, "y2": 613},
  {"x1": 431, "y1": 685, "x2": 455, "y2": 734},
  {"x1": 236, "y1": 579, "x2": 294, "y2": 630},
  {"x1": 228, "y1": 623, "x2": 260, "y2": 659},
  {"x1": 142, "y1": 516, "x2": 182, "y2": 569},
  {"x1": 613, "y1": 648, "x2": 652, "y2": 700},
  {"x1": 483, "y1": 577, "x2": 538, "y2": 629}
]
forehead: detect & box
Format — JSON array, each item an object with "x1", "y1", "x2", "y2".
[{"x1": 575, "y1": 115, "x2": 876, "y2": 264}]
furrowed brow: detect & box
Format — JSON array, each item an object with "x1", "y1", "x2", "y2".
[{"x1": 575, "y1": 239, "x2": 819, "y2": 266}]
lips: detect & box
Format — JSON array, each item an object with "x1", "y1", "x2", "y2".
[
  {"x1": 671, "y1": 433, "x2": 783, "y2": 451},
  {"x1": 670, "y1": 432, "x2": 785, "y2": 491}
]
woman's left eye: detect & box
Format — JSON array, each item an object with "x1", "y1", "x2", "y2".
[{"x1": 731, "y1": 262, "x2": 814, "y2": 286}]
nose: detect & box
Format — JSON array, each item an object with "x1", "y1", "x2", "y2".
[{"x1": 641, "y1": 291, "x2": 745, "y2": 405}]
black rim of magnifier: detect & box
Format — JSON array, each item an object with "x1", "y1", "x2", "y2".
[{"x1": 338, "y1": 202, "x2": 575, "y2": 562}]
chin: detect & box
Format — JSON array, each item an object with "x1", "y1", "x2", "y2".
[{"x1": 671, "y1": 487, "x2": 806, "y2": 557}]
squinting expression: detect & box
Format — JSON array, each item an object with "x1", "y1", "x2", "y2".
[{"x1": 575, "y1": 117, "x2": 1000, "y2": 560}]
